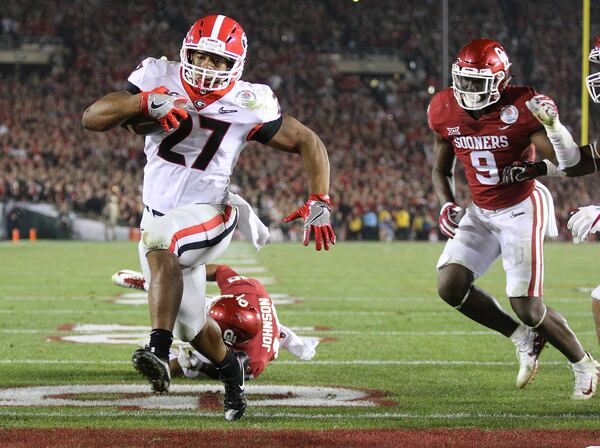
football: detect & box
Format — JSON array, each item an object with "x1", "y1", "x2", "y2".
[{"x1": 122, "y1": 114, "x2": 164, "y2": 136}]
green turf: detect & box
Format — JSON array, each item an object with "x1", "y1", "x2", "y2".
[{"x1": 0, "y1": 240, "x2": 599, "y2": 429}]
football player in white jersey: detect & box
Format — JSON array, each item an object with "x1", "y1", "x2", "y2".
[{"x1": 82, "y1": 15, "x2": 336, "y2": 421}]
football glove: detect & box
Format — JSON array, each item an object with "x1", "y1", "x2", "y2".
[
  {"x1": 501, "y1": 161, "x2": 547, "y2": 184},
  {"x1": 283, "y1": 194, "x2": 336, "y2": 251},
  {"x1": 525, "y1": 95, "x2": 559, "y2": 127},
  {"x1": 439, "y1": 202, "x2": 463, "y2": 239},
  {"x1": 139, "y1": 86, "x2": 189, "y2": 132},
  {"x1": 567, "y1": 205, "x2": 600, "y2": 243}
]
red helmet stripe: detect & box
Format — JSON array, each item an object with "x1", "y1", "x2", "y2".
[{"x1": 210, "y1": 14, "x2": 226, "y2": 39}]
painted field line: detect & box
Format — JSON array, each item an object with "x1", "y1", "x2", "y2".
[
  {"x1": 0, "y1": 410, "x2": 596, "y2": 420},
  {"x1": 0, "y1": 309, "x2": 146, "y2": 315},
  {"x1": 215, "y1": 259, "x2": 257, "y2": 265},
  {"x1": 0, "y1": 359, "x2": 565, "y2": 366},
  {"x1": 0, "y1": 296, "x2": 114, "y2": 301}
]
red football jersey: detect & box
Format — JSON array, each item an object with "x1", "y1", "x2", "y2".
[
  {"x1": 428, "y1": 85, "x2": 545, "y2": 210},
  {"x1": 215, "y1": 265, "x2": 279, "y2": 378}
]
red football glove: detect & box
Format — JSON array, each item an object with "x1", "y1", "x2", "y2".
[
  {"x1": 139, "y1": 86, "x2": 189, "y2": 132},
  {"x1": 439, "y1": 202, "x2": 464, "y2": 239},
  {"x1": 283, "y1": 194, "x2": 336, "y2": 251}
]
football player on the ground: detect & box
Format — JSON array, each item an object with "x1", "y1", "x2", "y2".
[
  {"x1": 113, "y1": 264, "x2": 319, "y2": 380},
  {"x1": 429, "y1": 38, "x2": 598, "y2": 400},
  {"x1": 82, "y1": 15, "x2": 335, "y2": 421},
  {"x1": 502, "y1": 34, "x2": 600, "y2": 349}
]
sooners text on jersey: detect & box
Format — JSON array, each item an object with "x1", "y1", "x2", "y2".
[
  {"x1": 428, "y1": 85, "x2": 545, "y2": 210},
  {"x1": 128, "y1": 57, "x2": 281, "y2": 214}
]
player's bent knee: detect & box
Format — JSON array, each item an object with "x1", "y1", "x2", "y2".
[
  {"x1": 437, "y1": 271, "x2": 472, "y2": 308},
  {"x1": 141, "y1": 220, "x2": 174, "y2": 252},
  {"x1": 511, "y1": 299, "x2": 545, "y2": 327},
  {"x1": 174, "y1": 318, "x2": 206, "y2": 342}
]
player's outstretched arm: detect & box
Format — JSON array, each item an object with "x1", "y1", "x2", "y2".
[
  {"x1": 266, "y1": 115, "x2": 335, "y2": 251},
  {"x1": 82, "y1": 91, "x2": 140, "y2": 132}
]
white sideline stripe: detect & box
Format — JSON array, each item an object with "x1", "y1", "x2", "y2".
[
  {"x1": 0, "y1": 359, "x2": 565, "y2": 366},
  {"x1": 0, "y1": 410, "x2": 595, "y2": 420}
]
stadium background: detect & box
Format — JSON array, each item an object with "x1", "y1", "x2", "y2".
[{"x1": 3, "y1": 0, "x2": 600, "y2": 242}]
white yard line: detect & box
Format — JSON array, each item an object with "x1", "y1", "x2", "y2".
[
  {"x1": 0, "y1": 409, "x2": 595, "y2": 420},
  {"x1": 0, "y1": 359, "x2": 565, "y2": 366}
]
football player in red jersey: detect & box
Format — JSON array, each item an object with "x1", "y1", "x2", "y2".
[
  {"x1": 503, "y1": 34, "x2": 600, "y2": 352},
  {"x1": 429, "y1": 38, "x2": 598, "y2": 400},
  {"x1": 113, "y1": 265, "x2": 319, "y2": 380}
]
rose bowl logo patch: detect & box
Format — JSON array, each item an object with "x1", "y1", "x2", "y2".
[{"x1": 500, "y1": 105, "x2": 519, "y2": 124}]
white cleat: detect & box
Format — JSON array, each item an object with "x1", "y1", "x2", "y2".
[
  {"x1": 572, "y1": 353, "x2": 599, "y2": 400},
  {"x1": 111, "y1": 269, "x2": 147, "y2": 291},
  {"x1": 515, "y1": 328, "x2": 546, "y2": 389}
]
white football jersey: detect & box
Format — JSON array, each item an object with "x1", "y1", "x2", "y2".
[{"x1": 128, "y1": 57, "x2": 281, "y2": 213}]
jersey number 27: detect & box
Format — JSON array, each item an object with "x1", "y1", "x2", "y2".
[{"x1": 157, "y1": 115, "x2": 231, "y2": 171}]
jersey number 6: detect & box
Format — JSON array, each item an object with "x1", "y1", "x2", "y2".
[{"x1": 157, "y1": 115, "x2": 231, "y2": 171}]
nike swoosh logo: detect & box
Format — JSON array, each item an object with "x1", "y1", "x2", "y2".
[
  {"x1": 150, "y1": 100, "x2": 168, "y2": 109},
  {"x1": 499, "y1": 125, "x2": 511, "y2": 131},
  {"x1": 305, "y1": 206, "x2": 327, "y2": 226},
  {"x1": 219, "y1": 107, "x2": 238, "y2": 114},
  {"x1": 510, "y1": 212, "x2": 525, "y2": 218}
]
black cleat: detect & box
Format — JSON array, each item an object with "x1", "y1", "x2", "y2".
[
  {"x1": 132, "y1": 346, "x2": 171, "y2": 393},
  {"x1": 222, "y1": 352, "x2": 248, "y2": 421}
]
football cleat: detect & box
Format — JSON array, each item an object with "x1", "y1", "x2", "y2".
[
  {"x1": 112, "y1": 269, "x2": 146, "y2": 291},
  {"x1": 132, "y1": 346, "x2": 171, "y2": 393},
  {"x1": 515, "y1": 329, "x2": 546, "y2": 388},
  {"x1": 222, "y1": 352, "x2": 249, "y2": 421},
  {"x1": 572, "y1": 353, "x2": 599, "y2": 400}
]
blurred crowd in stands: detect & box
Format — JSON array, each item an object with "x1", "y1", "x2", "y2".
[{"x1": 2, "y1": 0, "x2": 600, "y2": 240}]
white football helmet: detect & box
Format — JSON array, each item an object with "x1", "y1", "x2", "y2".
[{"x1": 586, "y1": 34, "x2": 600, "y2": 103}]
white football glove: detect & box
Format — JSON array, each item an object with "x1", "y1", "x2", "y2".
[
  {"x1": 438, "y1": 202, "x2": 464, "y2": 239},
  {"x1": 139, "y1": 86, "x2": 190, "y2": 132},
  {"x1": 525, "y1": 95, "x2": 559, "y2": 128},
  {"x1": 567, "y1": 205, "x2": 600, "y2": 243}
]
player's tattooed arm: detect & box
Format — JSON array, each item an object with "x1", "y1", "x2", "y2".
[{"x1": 82, "y1": 91, "x2": 140, "y2": 132}]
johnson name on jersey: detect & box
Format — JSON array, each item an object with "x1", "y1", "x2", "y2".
[
  {"x1": 128, "y1": 57, "x2": 282, "y2": 213},
  {"x1": 427, "y1": 85, "x2": 545, "y2": 210},
  {"x1": 214, "y1": 265, "x2": 280, "y2": 377}
]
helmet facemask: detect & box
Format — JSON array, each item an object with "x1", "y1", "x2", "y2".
[
  {"x1": 452, "y1": 64, "x2": 506, "y2": 110},
  {"x1": 587, "y1": 47, "x2": 600, "y2": 103},
  {"x1": 180, "y1": 37, "x2": 245, "y2": 91}
]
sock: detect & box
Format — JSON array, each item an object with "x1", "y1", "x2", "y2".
[
  {"x1": 510, "y1": 323, "x2": 528, "y2": 345},
  {"x1": 572, "y1": 352, "x2": 590, "y2": 367},
  {"x1": 149, "y1": 328, "x2": 173, "y2": 361},
  {"x1": 215, "y1": 350, "x2": 242, "y2": 385}
]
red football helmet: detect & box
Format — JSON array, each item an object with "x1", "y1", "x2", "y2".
[
  {"x1": 180, "y1": 15, "x2": 247, "y2": 91},
  {"x1": 451, "y1": 38, "x2": 512, "y2": 110},
  {"x1": 209, "y1": 294, "x2": 261, "y2": 346},
  {"x1": 587, "y1": 34, "x2": 600, "y2": 103}
]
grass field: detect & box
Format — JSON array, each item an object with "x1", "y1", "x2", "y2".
[{"x1": 0, "y1": 240, "x2": 599, "y2": 443}]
